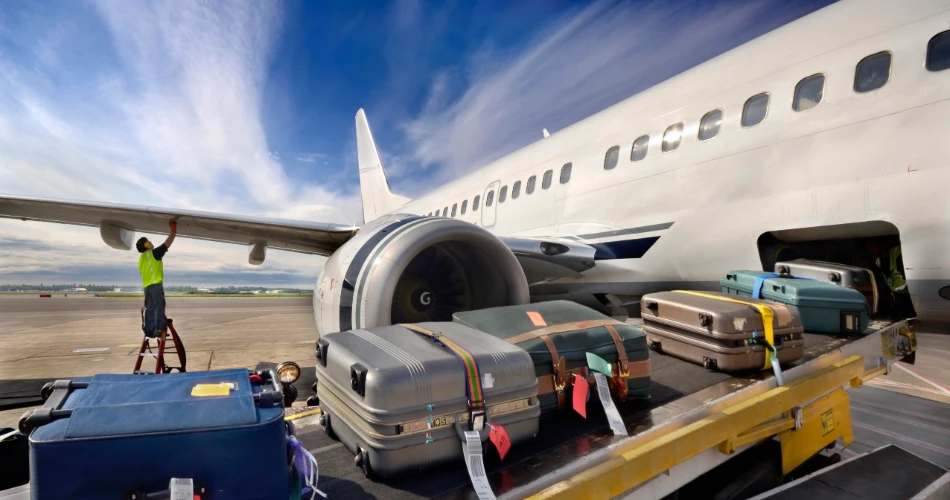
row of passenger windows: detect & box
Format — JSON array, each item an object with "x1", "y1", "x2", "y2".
[
  {"x1": 423, "y1": 31, "x2": 950, "y2": 219},
  {"x1": 427, "y1": 163, "x2": 573, "y2": 218},
  {"x1": 601, "y1": 30, "x2": 950, "y2": 170}
]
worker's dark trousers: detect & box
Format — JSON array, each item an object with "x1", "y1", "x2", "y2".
[{"x1": 143, "y1": 283, "x2": 167, "y2": 337}]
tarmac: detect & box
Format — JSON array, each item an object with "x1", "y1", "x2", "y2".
[
  {"x1": 1, "y1": 293, "x2": 949, "y2": 472},
  {"x1": 0, "y1": 294, "x2": 318, "y2": 427}
]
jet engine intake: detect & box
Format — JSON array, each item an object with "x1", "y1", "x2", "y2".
[{"x1": 314, "y1": 215, "x2": 529, "y2": 334}]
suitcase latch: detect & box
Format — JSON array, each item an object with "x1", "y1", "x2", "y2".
[
  {"x1": 469, "y1": 408, "x2": 486, "y2": 432},
  {"x1": 617, "y1": 362, "x2": 630, "y2": 379}
]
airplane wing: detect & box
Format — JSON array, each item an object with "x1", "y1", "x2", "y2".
[{"x1": 0, "y1": 195, "x2": 359, "y2": 261}]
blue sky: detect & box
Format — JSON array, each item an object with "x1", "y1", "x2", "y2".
[{"x1": 0, "y1": 0, "x2": 832, "y2": 287}]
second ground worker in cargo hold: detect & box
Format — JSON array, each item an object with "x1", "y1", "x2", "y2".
[{"x1": 136, "y1": 221, "x2": 177, "y2": 337}]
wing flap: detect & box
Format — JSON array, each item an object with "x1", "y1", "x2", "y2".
[{"x1": 0, "y1": 196, "x2": 358, "y2": 256}]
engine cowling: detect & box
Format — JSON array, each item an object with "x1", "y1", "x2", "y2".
[{"x1": 314, "y1": 214, "x2": 530, "y2": 335}]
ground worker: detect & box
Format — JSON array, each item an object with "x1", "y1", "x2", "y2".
[{"x1": 136, "y1": 221, "x2": 177, "y2": 337}]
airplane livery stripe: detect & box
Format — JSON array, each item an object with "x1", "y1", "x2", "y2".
[
  {"x1": 591, "y1": 236, "x2": 661, "y2": 260},
  {"x1": 575, "y1": 222, "x2": 674, "y2": 240}
]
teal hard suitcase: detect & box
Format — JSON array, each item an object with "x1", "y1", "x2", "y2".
[
  {"x1": 720, "y1": 271, "x2": 869, "y2": 334},
  {"x1": 454, "y1": 301, "x2": 650, "y2": 417}
]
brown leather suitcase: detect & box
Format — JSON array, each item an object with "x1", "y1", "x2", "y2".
[{"x1": 641, "y1": 291, "x2": 805, "y2": 372}]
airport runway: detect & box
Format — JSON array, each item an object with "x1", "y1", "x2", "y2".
[{"x1": 1, "y1": 293, "x2": 948, "y2": 473}]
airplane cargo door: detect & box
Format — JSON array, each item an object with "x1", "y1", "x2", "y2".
[{"x1": 481, "y1": 180, "x2": 500, "y2": 228}]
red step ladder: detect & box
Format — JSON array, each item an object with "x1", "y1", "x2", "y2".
[{"x1": 134, "y1": 318, "x2": 187, "y2": 374}]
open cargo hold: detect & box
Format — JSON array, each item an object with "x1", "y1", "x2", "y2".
[
  {"x1": 23, "y1": 369, "x2": 289, "y2": 500},
  {"x1": 315, "y1": 322, "x2": 540, "y2": 478},
  {"x1": 641, "y1": 291, "x2": 805, "y2": 371},
  {"x1": 775, "y1": 259, "x2": 879, "y2": 314},
  {"x1": 453, "y1": 300, "x2": 650, "y2": 417},
  {"x1": 721, "y1": 271, "x2": 869, "y2": 334}
]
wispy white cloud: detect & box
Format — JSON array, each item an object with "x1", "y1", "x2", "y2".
[
  {"x1": 295, "y1": 153, "x2": 329, "y2": 164},
  {"x1": 0, "y1": 1, "x2": 358, "y2": 285},
  {"x1": 398, "y1": 0, "x2": 814, "y2": 188}
]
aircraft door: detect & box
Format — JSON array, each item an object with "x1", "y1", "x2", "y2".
[{"x1": 481, "y1": 180, "x2": 500, "y2": 227}]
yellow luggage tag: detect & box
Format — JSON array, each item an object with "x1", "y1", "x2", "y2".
[{"x1": 191, "y1": 382, "x2": 236, "y2": 397}]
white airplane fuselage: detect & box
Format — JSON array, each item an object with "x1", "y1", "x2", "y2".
[{"x1": 384, "y1": 0, "x2": 950, "y2": 322}]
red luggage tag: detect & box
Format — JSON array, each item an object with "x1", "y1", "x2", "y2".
[
  {"x1": 489, "y1": 424, "x2": 511, "y2": 460},
  {"x1": 573, "y1": 374, "x2": 589, "y2": 418}
]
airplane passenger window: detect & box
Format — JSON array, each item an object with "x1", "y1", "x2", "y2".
[
  {"x1": 542, "y1": 170, "x2": 553, "y2": 189},
  {"x1": 443, "y1": 207, "x2": 448, "y2": 216},
  {"x1": 461, "y1": 200, "x2": 468, "y2": 214},
  {"x1": 630, "y1": 135, "x2": 649, "y2": 161},
  {"x1": 698, "y1": 110, "x2": 722, "y2": 141},
  {"x1": 662, "y1": 123, "x2": 684, "y2": 152},
  {"x1": 854, "y1": 52, "x2": 890, "y2": 92},
  {"x1": 500, "y1": 185, "x2": 508, "y2": 203},
  {"x1": 451, "y1": 203, "x2": 457, "y2": 217},
  {"x1": 560, "y1": 163, "x2": 572, "y2": 184},
  {"x1": 512, "y1": 181, "x2": 522, "y2": 199},
  {"x1": 486, "y1": 190, "x2": 495, "y2": 207},
  {"x1": 741, "y1": 93, "x2": 769, "y2": 127},
  {"x1": 473, "y1": 195, "x2": 480, "y2": 211},
  {"x1": 927, "y1": 31, "x2": 950, "y2": 72},
  {"x1": 793, "y1": 74, "x2": 825, "y2": 111},
  {"x1": 604, "y1": 146, "x2": 619, "y2": 170},
  {"x1": 527, "y1": 175, "x2": 537, "y2": 194}
]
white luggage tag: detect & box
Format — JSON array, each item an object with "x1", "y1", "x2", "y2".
[
  {"x1": 594, "y1": 372, "x2": 628, "y2": 436},
  {"x1": 463, "y1": 430, "x2": 496, "y2": 500}
]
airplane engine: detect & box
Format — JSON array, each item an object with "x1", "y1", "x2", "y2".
[{"x1": 313, "y1": 214, "x2": 530, "y2": 335}]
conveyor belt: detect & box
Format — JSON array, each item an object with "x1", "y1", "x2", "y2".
[{"x1": 297, "y1": 330, "x2": 868, "y2": 499}]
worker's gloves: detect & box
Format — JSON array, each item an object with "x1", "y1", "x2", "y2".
[{"x1": 169, "y1": 221, "x2": 177, "y2": 232}]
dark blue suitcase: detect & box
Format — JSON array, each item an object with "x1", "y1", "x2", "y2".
[{"x1": 22, "y1": 369, "x2": 289, "y2": 499}]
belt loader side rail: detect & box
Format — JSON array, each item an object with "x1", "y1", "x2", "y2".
[{"x1": 507, "y1": 320, "x2": 915, "y2": 500}]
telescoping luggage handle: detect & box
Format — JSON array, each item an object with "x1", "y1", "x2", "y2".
[
  {"x1": 399, "y1": 324, "x2": 488, "y2": 434},
  {"x1": 18, "y1": 379, "x2": 89, "y2": 434}
]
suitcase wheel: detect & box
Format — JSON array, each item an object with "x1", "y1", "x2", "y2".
[
  {"x1": 354, "y1": 446, "x2": 373, "y2": 478},
  {"x1": 321, "y1": 412, "x2": 337, "y2": 440},
  {"x1": 702, "y1": 357, "x2": 718, "y2": 371},
  {"x1": 648, "y1": 340, "x2": 662, "y2": 352},
  {"x1": 312, "y1": 382, "x2": 319, "y2": 393},
  {"x1": 307, "y1": 395, "x2": 320, "y2": 407}
]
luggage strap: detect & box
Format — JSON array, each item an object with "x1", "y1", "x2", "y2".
[
  {"x1": 400, "y1": 324, "x2": 486, "y2": 429},
  {"x1": 673, "y1": 291, "x2": 777, "y2": 370},
  {"x1": 506, "y1": 318, "x2": 638, "y2": 409}
]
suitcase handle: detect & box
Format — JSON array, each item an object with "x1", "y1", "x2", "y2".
[
  {"x1": 698, "y1": 312, "x2": 713, "y2": 327},
  {"x1": 18, "y1": 379, "x2": 89, "y2": 434},
  {"x1": 253, "y1": 369, "x2": 284, "y2": 408}
]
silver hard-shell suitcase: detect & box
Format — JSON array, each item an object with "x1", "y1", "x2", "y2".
[
  {"x1": 775, "y1": 259, "x2": 879, "y2": 314},
  {"x1": 314, "y1": 322, "x2": 540, "y2": 478}
]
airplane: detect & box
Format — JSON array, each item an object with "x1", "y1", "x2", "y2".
[{"x1": 2, "y1": 0, "x2": 949, "y2": 335}]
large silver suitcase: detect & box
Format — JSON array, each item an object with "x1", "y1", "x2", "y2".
[
  {"x1": 314, "y1": 322, "x2": 540, "y2": 478},
  {"x1": 775, "y1": 259, "x2": 879, "y2": 314}
]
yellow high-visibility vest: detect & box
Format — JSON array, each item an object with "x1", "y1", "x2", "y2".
[{"x1": 138, "y1": 249, "x2": 164, "y2": 288}]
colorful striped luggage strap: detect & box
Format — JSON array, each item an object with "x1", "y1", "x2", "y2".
[
  {"x1": 399, "y1": 324, "x2": 486, "y2": 429},
  {"x1": 672, "y1": 290, "x2": 777, "y2": 370}
]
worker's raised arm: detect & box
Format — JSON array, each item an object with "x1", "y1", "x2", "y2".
[{"x1": 164, "y1": 221, "x2": 177, "y2": 248}]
